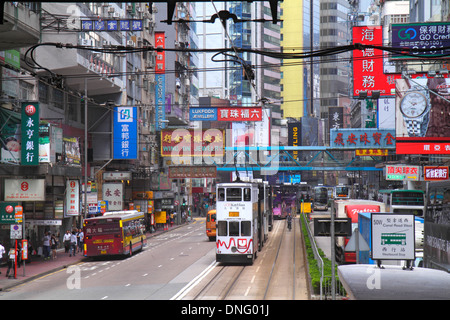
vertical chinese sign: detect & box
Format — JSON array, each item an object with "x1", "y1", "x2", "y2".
[
  {"x1": 21, "y1": 102, "x2": 39, "y2": 165},
  {"x1": 65, "y1": 180, "x2": 79, "y2": 216},
  {"x1": 155, "y1": 31, "x2": 166, "y2": 131},
  {"x1": 353, "y1": 26, "x2": 390, "y2": 97},
  {"x1": 113, "y1": 107, "x2": 138, "y2": 159}
]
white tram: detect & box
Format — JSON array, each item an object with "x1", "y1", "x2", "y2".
[{"x1": 216, "y1": 181, "x2": 265, "y2": 264}]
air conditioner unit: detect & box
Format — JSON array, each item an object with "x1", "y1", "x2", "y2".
[
  {"x1": 108, "y1": 7, "x2": 115, "y2": 13},
  {"x1": 127, "y1": 40, "x2": 135, "y2": 47},
  {"x1": 113, "y1": 12, "x2": 120, "y2": 18}
]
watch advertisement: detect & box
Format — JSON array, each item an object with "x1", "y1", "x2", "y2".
[{"x1": 395, "y1": 77, "x2": 450, "y2": 154}]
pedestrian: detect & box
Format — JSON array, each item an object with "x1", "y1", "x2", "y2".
[
  {"x1": 69, "y1": 230, "x2": 77, "y2": 257},
  {"x1": 5, "y1": 247, "x2": 15, "y2": 278},
  {"x1": 0, "y1": 242, "x2": 5, "y2": 274},
  {"x1": 77, "y1": 228, "x2": 84, "y2": 254},
  {"x1": 63, "y1": 230, "x2": 71, "y2": 253},
  {"x1": 42, "y1": 232, "x2": 51, "y2": 260},
  {"x1": 51, "y1": 233, "x2": 58, "y2": 259}
]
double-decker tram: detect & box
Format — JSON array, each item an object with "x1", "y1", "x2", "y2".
[
  {"x1": 83, "y1": 210, "x2": 147, "y2": 258},
  {"x1": 216, "y1": 181, "x2": 265, "y2": 264}
]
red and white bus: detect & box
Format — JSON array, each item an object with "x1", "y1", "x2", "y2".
[{"x1": 83, "y1": 210, "x2": 147, "y2": 257}]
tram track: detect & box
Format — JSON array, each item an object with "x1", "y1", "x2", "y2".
[{"x1": 183, "y1": 218, "x2": 309, "y2": 300}]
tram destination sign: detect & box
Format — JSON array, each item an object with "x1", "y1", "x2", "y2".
[{"x1": 371, "y1": 213, "x2": 415, "y2": 261}]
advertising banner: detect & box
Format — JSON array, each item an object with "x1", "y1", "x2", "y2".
[
  {"x1": 113, "y1": 106, "x2": 138, "y2": 159},
  {"x1": 65, "y1": 180, "x2": 79, "y2": 216},
  {"x1": 391, "y1": 22, "x2": 450, "y2": 59},
  {"x1": 352, "y1": 26, "x2": 390, "y2": 97},
  {"x1": 4, "y1": 179, "x2": 45, "y2": 201},
  {"x1": 330, "y1": 128, "x2": 396, "y2": 149},
  {"x1": 21, "y1": 102, "x2": 39, "y2": 165},
  {"x1": 102, "y1": 182, "x2": 123, "y2": 211},
  {"x1": 160, "y1": 129, "x2": 224, "y2": 157}
]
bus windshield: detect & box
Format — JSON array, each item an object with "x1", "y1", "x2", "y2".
[{"x1": 392, "y1": 191, "x2": 424, "y2": 206}]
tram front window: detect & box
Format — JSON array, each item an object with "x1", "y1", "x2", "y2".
[{"x1": 227, "y1": 188, "x2": 242, "y2": 201}]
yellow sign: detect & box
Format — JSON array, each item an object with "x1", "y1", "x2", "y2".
[
  {"x1": 155, "y1": 211, "x2": 167, "y2": 224},
  {"x1": 355, "y1": 149, "x2": 388, "y2": 156},
  {"x1": 229, "y1": 212, "x2": 239, "y2": 217}
]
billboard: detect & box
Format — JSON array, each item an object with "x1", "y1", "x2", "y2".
[
  {"x1": 155, "y1": 31, "x2": 166, "y2": 130},
  {"x1": 391, "y1": 22, "x2": 450, "y2": 59},
  {"x1": 395, "y1": 77, "x2": 450, "y2": 154},
  {"x1": 330, "y1": 128, "x2": 396, "y2": 149},
  {"x1": 189, "y1": 107, "x2": 262, "y2": 122},
  {"x1": 113, "y1": 106, "x2": 137, "y2": 159},
  {"x1": 160, "y1": 129, "x2": 224, "y2": 157},
  {"x1": 352, "y1": 26, "x2": 390, "y2": 97}
]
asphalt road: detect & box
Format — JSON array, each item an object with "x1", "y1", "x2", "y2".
[{"x1": 0, "y1": 218, "x2": 215, "y2": 300}]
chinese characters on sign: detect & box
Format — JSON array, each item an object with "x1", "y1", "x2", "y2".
[
  {"x1": 161, "y1": 129, "x2": 224, "y2": 157},
  {"x1": 113, "y1": 107, "x2": 137, "y2": 160},
  {"x1": 169, "y1": 166, "x2": 217, "y2": 179},
  {"x1": 65, "y1": 180, "x2": 79, "y2": 216},
  {"x1": 103, "y1": 182, "x2": 123, "y2": 211},
  {"x1": 424, "y1": 166, "x2": 449, "y2": 181},
  {"x1": 189, "y1": 107, "x2": 262, "y2": 122},
  {"x1": 81, "y1": 19, "x2": 143, "y2": 31},
  {"x1": 330, "y1": 129, "x2": 396, "y2": 149},
  {"x1": 353, "y1": 26, "x2": 390, "y2": 97},
  {"x1": 155, "y1": 32, "x2": 166, "y2": 131},
  {"x1": 355, "y1": 149, "x2": 388, "y2": 156},
  {"x1": 396, "y1": 137, "x2": 450, "y2": 155},
  {"x1": 385, "y1": 165, "x2": 420, "y2": 181},
  {"x1": 21, "y1": 102, "x2": 39, "y2": 165},
  {"x1": 391, "y1": 22, "x2": 450, "y2": 59}
]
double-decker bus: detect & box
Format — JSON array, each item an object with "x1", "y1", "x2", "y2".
[
  {"x1": 83, "y1": 210, "x2": 147, "y2": 258},
  {"x1": 379, "y1": 189, "x2": 425, "y2": 217},
  {"x1": 334, "y1": 185, "x2": 351, "y2": 200},
  {"x1": 313, "y1": 186, "x2": 329, "y2": 211},
  {"x1": 216, "y1": 181, "x2": 265, "y2": 264}
]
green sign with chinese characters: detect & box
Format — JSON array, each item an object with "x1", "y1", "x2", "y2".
[
  {"x1": 0, "y1": 202, "x2": 19, "y2": 224},
  {"x1": 21, "y1": 102, "x2": 39, "y2": 165}
]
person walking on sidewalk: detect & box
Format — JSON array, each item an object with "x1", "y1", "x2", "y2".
[
  {"x1": 42, "y1": 232, "x2": 51, "y2": 260},
  {"x1": 63, "y1": 230, "x2": 71, "y2": 253},
  {"x1": 69, "y1": 230, "x2": 77, "y2": 257},
  {"x1": 77, "y1": 228, "x2": 84, "y2": 254},
  {"x1": 51, "y1": 233, "x2": 58, "y2": 259}
]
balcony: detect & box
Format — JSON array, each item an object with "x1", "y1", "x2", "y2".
[{"x1": 0, "y1": 2, "x2": 40, "y2": 51}]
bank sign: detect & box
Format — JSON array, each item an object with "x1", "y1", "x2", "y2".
[
  {"x1": 392, "y1": 22, "x2": 450, "y2": 59},
  {"x1": 113, "y1": 107, "x2": 137, "y2": 159}
]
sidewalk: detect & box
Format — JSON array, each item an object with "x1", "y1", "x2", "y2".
[{"x1": 0, "y1": 221, "x2": 192, "y2": 292}]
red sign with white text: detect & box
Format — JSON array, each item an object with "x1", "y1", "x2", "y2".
[
  {"x1": 217, "y1": 107, "x2": 262, "y2": 121},
  {"x1": 155, "y1": 32, "x2": 165, "y2": 74},
  {"x1": 424, "y1": 166, "x2": 449, "y2": 181},
  {"x1": 396, "y1": 137, "x2": 450, "y2": 154},
  {"x1": 353, "y1": 26, "x2": 391, "y2": 97}
]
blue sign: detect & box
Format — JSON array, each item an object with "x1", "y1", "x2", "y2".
[
  {"x1": 189, "y1": 108, "x2": 218, "y2": 121},
  {"x1": 113, "y1": 107, "x2": 138, "y2": 159},
  {"x1": 392, "y1": 22, "x2": 450, "y2": 58},
  {"x1": 155, "y1": 74, "x2": 166, "y2": 130},
  {"x1": 330, "y1": 129, "x2": 396, "y2": 149},
  {"x1": 80, "y1": 19, "x2": 143, "y2": 32}
]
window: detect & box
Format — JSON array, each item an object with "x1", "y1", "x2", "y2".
[
  {"x1": 241, "y1": 221, "x2": 251, "y2": 236},
  {"x1": 218, "y1": 188, "x2": 225, "y2": 201},
  {"x1": 226, "y1": 188, "x2": 242, "y2": 201},
  {"x1": 218, "y1": 221, "x2": 227, "y2": 236},
  {"x1": 243, "y1": 188, "x2": 251, "y2": 201},
  {"x1": 229, "y1": 221, "x2": 240, "y2": 236}
]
